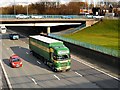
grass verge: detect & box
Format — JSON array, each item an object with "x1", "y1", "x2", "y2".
[{"x1": 62, "y1": 19, "x2": 119, "y2": 50}]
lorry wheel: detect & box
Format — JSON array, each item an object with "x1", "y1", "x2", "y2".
[
  {"x1": 32, "y1": 52, "x2": 35, "y2": 56},
  {"x1": 30, "y1": 51, "x2": 32, "y2": 54},
  {"x1": 44, "y1": 60, "x2": 47, "y2": 65},
  {"x1": 66, "y1": 68, "x2": 70, "y2": 72},
  {"x1": 52, "y1": 66, "x2": 57, "y2": 72}
]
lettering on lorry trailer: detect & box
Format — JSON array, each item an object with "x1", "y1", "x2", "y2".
[{"x1": 29, "y1": 35, "x2": 71, "y2": 72}]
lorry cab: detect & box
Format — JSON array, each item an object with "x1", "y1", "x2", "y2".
[
  {"x1": 0, "y1": 26, "x2": 7, "y2": 33},
  {"x1": 50, "y1": 46, "x2": 71, "y2": 71}
]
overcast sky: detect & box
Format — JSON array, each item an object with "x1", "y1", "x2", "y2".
[
  {"x1": 0, "y1": 0, "x2": 119, "y2": 7},
  {"x1": 0, "y1": 0, "x2": 69, "y2": 7}
]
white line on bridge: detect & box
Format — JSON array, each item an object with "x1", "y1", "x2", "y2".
[
  {"x1": 37, "y1": 61, "x2": 41, "y2": 64},
  {"x1": 75, "y1": 72, "x2": 83, "y2": 77},
  {"x1": 1, "y1": 23, "x2": 81, "y2": 27},
  {"x1": 54, "y1": 75, "x2": 60, "y2": 80}
]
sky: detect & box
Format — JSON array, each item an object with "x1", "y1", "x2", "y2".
[{"x1": 0, "y1": 0, "x2": 119, "y2": 7}]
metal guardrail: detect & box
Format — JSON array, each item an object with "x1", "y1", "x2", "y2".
[
  {"x1": 63, "y1": 24, "x2": 86, "y2": 34},
  {"x1": 49, "y1": 34, "x2": 119, "y2": 58},
  {"x1": 0, "y1": 14, "x2": 85, "y2": 19},
  {"x1": 0, "y1": 15, "x2": 16, "y2": 18}
]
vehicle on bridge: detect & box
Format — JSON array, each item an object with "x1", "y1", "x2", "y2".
[
  {"x1": 31, "y1": 15, "x2": 43, "y2": 19},
  {"x1": 93, "y1": 15, "x2": 104, "y2": 19},
  {"x1": 9, "y1": 54, "x2": 22, "y2": 68},
  {"x1": 0, "y1": 25, "x2": 6, "y2": 33},
  {"x1": 9, "y1": 33, "x2": 19, "y2": 40},
  {"x1": 16, "y1": 14, "x2": 30, "y2": 19},
  {"x1": 29, "y1": 35, "x2": 71, "y2": 72},
  {"x1": 61, "y1": 15, "x2": 73, "y2": 19}
]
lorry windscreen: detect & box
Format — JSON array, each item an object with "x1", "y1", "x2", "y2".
[{"x1": 57, "y1": 54, "x2": 70, "y2": 60}]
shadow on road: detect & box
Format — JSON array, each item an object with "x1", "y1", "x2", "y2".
[
  {"x1": 10, "y1": 46, "x2": 52, "y2": 71},
  {"x1": 2, "y1": 59, "x2": 11, "y2": 68},
  {"x1": 1, "y1": 34, "x2": 9, "y2": 39},
  {"x1": 1, "y1": 34, "x2": 26, "y2": 40}
]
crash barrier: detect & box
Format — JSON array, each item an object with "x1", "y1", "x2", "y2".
[
  {"x1": 0, "y1": 14, "x2": 86, "y2": 19},
  {"x1": 0, "y1": 15, "x2": 16, "y2": 18},
  {"x1": 48, "y1": 34, "x2": 119, "y2": 58},
  {"x1": 53, "y1": 24, "x2": 86, "y2": 34}
]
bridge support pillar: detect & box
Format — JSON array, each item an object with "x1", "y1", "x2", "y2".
[{"x1": 47, "y1": 26, "x2": 51, "y2": 34}]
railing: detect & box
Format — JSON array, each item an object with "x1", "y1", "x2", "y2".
[
  {"x1": 0, "y1": 15, "x2": 16, "y2": 18},
  {"x1": 0, "y1": 14, "x2": 86, "y2": 19},
  {"x1": 49, "y1": 34, "x2": 119, "y2": 58}
]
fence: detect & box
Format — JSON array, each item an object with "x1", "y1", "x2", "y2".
[
  {"x1": 49, "y1": 34, "x2": 119, "y2": 58},
  {"x1": 60, "y1": 24, "x2": 86, "y2": 34},
  {"x1": 0, "y1": 14, "x2": 85, "y2": 19}
]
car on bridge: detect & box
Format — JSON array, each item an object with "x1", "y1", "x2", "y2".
[
  {"x1": 86, "y1": 15, "x2": 93, "y2": 18},
  {"x1": 61, "y1": 16, "x2": 73, "y2": 19},
  {"x1": 16, "y1": 14, "x2": 30, "y2": 19},
  {"x1": 31, "y1": 15, "x2": 43, "y2": 19},
  {"x1": 93, "y1": 15, "x2": 104, "y2": 19},
  {"x1": 9, "y1": 54, "x2": 22, "y2": 68}
]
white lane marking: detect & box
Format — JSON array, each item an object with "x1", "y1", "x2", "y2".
[
  {"x1": 71, "y1": 55, "x2": 120, "y2": 81},
  {"x1": 3, "y1": 43, "x2": 4, "y2": 46},
  {"x1": 26, "y1": 52, "x2": 29, "y2": 54},
  {"x1": 0, "y1": 59, "x2": 13, "y2": 89},
  {"x1": 37, "y1": 61, "x2": 41, "y2": 64},
  {"x1": 54, "y1": 75, "x2": 60, "y2": 80},
  {"x1": 13, "y1": 42, "x2": 14, "y2": 44},
  {"x1": 30, "y1": 78, "x2": 37, "y2": 85},
  {"x1": 75, "y1": 72, "x2": 83, "y2": 77},
  {"x1": 7, "y1": 48, "x2": 9, "y2": 50}
]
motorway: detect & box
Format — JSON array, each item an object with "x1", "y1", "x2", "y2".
[{"x1": 1, "y1": 29, "x2": 120, "y2": 89}]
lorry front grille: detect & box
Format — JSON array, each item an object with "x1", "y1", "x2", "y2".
[{"x1": 60, "y1": 62, "x2": 67, "y2": 67}]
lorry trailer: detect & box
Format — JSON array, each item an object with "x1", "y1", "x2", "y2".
[{"x1": 29, "y1": 35, "x2": 71, "y2": 72}]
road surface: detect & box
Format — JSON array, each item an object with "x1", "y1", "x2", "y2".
[{"x1": 1, "y1": 29, "x2": 119, "y2": 89}]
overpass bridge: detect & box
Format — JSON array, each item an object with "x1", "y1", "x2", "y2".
[
  {"x1": 0, "y1": 18, "x2": 97, "y2": 34},
  {"x1": 1, "y1": 18, "x2": 96, "y2": 26}
]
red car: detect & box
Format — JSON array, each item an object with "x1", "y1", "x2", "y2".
[{"x1": 9, "y1": 55, "x2": 22, "y2": 68}]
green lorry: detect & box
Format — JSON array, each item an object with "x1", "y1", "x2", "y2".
[{"x1": 29, "y1": 35, "x2": 71, "y2": 72}]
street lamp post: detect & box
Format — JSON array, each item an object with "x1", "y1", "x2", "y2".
[
  {"x1": 27, "y1": 0, "x2": 28, "y2": 15},
  {"x1": 14, "y1": 0, "x2": 16, "y2": 15},
  {"x1": 27, "y1": 5, "x2": 28, "y2": 15}
]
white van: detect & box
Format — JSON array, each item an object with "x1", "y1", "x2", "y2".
[{"x1": 0, "y1": 26, "x2": 7, "y2": 33}]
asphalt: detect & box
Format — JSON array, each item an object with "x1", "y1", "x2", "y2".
[{"x1": 1, "y1": 29, "x2": 120, "y2": 89}]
